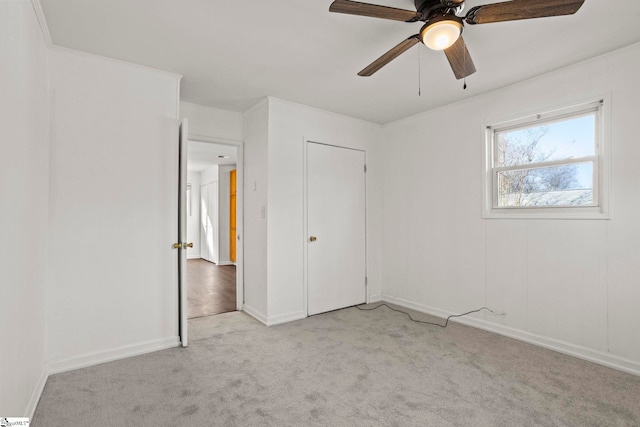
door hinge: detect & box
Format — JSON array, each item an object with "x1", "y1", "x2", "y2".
[
  {"x1": 365, "y1": 276, "x2": 368, "y2": 287},
  {"x1": 364, "y1": 164, "x2": 367, "y2": 173}
]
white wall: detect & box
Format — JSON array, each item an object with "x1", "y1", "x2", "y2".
[
  {"x1": 0, "y1": 0, "x2": 49, "y2": 416},
  {"x1": 242, "y1": 100, "x2": 269, "y2": 321},
  {"x1": 46, "y1": 47, "x2": 181, "y2": 368},
  {"x1": 187, "y1": 171, "x2": 201, "y2": 258},
  {"x1": 200, "y1": 165, "x2": 218, "y2": 187},
  {"x1": 242, "y1": 97, "x2": 383, "y2": 325},
  {"x1": 381, "y1": 43, "x2": 640, "y2": 374},
  {"x1": 180, "y1": 101, "x2": 243, "y2": 143}
]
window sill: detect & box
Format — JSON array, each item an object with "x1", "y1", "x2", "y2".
[{"x1": 483, "y1": 206, "x2": 609, "y2": 220}]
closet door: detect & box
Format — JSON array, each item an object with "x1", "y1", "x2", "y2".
[{"x1": 307, "y1": 142, "x2": 366, "y2": 315}]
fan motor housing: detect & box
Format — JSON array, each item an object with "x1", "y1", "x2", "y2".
[{"x1": 415, "y1": 0, "x2": 463, "y2": 19}]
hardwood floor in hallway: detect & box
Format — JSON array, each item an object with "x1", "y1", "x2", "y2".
[{"x1": 187, "y1": 258, "x2": 236, "y2": 319}]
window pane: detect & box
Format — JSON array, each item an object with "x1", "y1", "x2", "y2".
[
  {"x1": 495, "y1": 113, "x2": 595, "y2": 167},
  {"x1": 497, "y1": 162, "x2": 593, "y2": 207}
]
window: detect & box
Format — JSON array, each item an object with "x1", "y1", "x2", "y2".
[{"x1": 484, "y1": 99, "x2": 608, "y2": 219}]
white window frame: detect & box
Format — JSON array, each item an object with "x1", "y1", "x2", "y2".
[{"x1": 483, "y1": 98, "x2": 610, "y2": 220}]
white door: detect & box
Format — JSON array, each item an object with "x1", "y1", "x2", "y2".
[
  {"x1": 178, "y1": 119, "x2": 189, "y2": 347},
  {"x1": 307, "y1": 142, "x2": 366, "y2": 315},
  {"x1": 200, "y1": 183, "x2": 210, "y2": 261},
  {"x1": 209, "y1": 182, "x2": 219, "y2": 263},
  {"x1": 200, "y1": 182, "x2": 219, "y2": 263},
  {"x1": 200, "y1": 184, "x2": 214, "y2": 261}
]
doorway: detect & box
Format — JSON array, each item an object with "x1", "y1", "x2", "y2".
[
  {"x1": 187, "y1": 259, "x2": 236, "y2": 318},
  {"x1": 186, "y1": 140, "x2": 239, "y2": 319}
]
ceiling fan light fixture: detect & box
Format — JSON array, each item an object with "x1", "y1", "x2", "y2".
[{"x1": 420, "y1": 17, "x2": 462, "y2": 51}]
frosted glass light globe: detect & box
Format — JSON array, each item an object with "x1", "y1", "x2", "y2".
[{"x1": 421, "y1": 20, "x2": 462, "y2": 50}]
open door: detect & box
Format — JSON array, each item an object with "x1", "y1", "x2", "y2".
[{"x1": 177, "y1": 119, "x2": 189, "y2": 347}]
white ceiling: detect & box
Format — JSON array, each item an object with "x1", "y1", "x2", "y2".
[
  {"x1": 188, "y1": 141, "x2": 237, "y2": 173},
  {"x1": 40, "y1": 0, "x2": 640, "y2": 124}
]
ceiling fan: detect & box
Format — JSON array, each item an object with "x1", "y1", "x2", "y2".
[{"x1": 329, "y1": 0, "x2": 585, "y2": 79}]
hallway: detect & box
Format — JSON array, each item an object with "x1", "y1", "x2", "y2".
[{"x1": 187, "y1": 259, "x2": 236, "y2": 319}]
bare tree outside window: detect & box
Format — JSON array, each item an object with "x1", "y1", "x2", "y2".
[{"x1": 493, "y1": 114, "x2": 596, "y2": 208}]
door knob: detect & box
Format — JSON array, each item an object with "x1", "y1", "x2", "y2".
[
  {"x1": 309, "y1": 236, "x2": 317, "y2": 242},
  {"x1": 173, "y1": 242, "x2": 194, "y2": 249}
]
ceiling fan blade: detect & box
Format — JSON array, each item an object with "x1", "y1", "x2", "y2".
[
  {"x1": 330, "y1": 0, "x2": 421, "y2": 22},
  {"x1": 443, "y1": 36, "x2": 476, "y2": 80},
  {"x1": 358, "y1": 36, "x2": 420, "y2": 76},
  {"x1": 465, "y1": 0, "x2": 585, "y2": 25}
]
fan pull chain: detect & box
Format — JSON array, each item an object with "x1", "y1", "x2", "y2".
[
  {"x1": 418, "y1": 45, "x2": 422, "y2": 96},
  {"x1": 463, "y1": 45, "x2": 468, "y2": 90}
]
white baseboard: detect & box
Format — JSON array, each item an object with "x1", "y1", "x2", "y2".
[
  {"x1": 25, "y1": 337, "x2": 179, "y2": 418},
  {"x1": 242, "y1": 304, "x2": 268, "y2": 325},
  {"x1": 266, "y1": 311, "x2": 306, "y2": 326},
  {"x1": 382, "y1": 295, "x2": 640, "y2": 377},
  {"x1": 367, "y1": 294, "x2": 382, "y2": 303},
  {"x1": 47, "y1": 336, "x2": 180, "y2": 376},
  {"x1": 25, "y1": 364, "x2": 49, "y2": 419},
  {"x1": 241, "y1": 305, "x2": 306, "y2": 326}
]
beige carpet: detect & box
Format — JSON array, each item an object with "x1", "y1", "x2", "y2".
[{"x1": 33, "y1": 304, "x2": 640, "y2": 426}]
